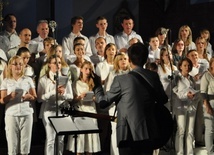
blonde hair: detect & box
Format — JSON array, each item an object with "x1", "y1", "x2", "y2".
[
  {"x1": 113, "y1": 52, "x2": 130, "y2": 73},
  {"x1": 48, "y1": 44, "x2": 68, "y2": 67},
  {"x1": 195, "y1": 36, "x2": 209, "y2": 62},
  {"x1": 7, "y1": 56, "x2": 24, "y2": 79},
  {"x1": 79, "y1": 61, "x2": 95, "y2": 91},
  {"x1": 178, "y1": 25, "x2": 193, "y2": 46}
]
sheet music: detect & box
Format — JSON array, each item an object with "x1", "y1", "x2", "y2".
[
  {"x1": 49, "y1": 116, "x2": 79, "y2": 133},
  {"x1": 49, "y1": 116, "x2": 99, "y2": 135},
  {"x1": 58, "y1": 76, "x2": 69, "y2": 86},
  {"x1": 83, "y1": 91, "x2": 94, "y2": 101},
  {"x1": 73, "y1": 117, "x2": 98, "y2": 130}
]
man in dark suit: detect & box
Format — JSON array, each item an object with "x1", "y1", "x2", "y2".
[{"x1": 93, "y1": 42, "x2": 168, "y2": 155}]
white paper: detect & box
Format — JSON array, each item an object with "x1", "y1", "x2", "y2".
[
  {"x1": 188, "y1": 87, "x2": 200, "y2": 95},
  {"x1": 58, "y1": 76, "x2": 68, "y2": 86},
  {"x1": 83, "y1": 91, "x2": 94, "y2": 101}
]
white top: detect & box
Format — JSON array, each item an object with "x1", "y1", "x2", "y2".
[
  {"x1": 89, "y1": 32, "x2": 115, "y2": 55},
  {"x1": 158, "y1": 64, "x2": 178, "y2": 97},
  {"x1": 0, "y1": 76, "x2": 35, "y2": 116},
  {"x1": 95, "y1": 60, "x2": 114, "y2": 81},
  {"x1": 173, "y1": 72, "x2": 198, "y2": 112},
  {"x1": 114, "y1": 30, "x2": 143, "y2": 51},
  {"x1": 37, "y1": 71, "x2": 73, "y2": 118},
  {"x1": 62, "y1": 32, "x2": 92, "y2": 58},
  {"x1": 0, "y1": 30, "x2": 20, "y2": 52},
  {"x1": 31, "y1": 35, "x2": 44, "y2": 54},
  {"x1": 0, "y1": 60, "x2": 7, "y2": 85},
  {"x1": 148, "y1": 46, "x2": 160, "y2": 62}
]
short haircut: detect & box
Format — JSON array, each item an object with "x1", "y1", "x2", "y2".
[
  {"x1": 3, "y1": 13, "x2": 16, "y2": 22},
  {"x1": 73, "y1": 36, "x2": 85, "y2": 44},
  {"x1": 128, "y1": 42, "x2": 148, "y2": 67},
  {"x1": 43, "y1": 37, "x2": 55, "y2": 46},
  {"x1": 96, "y1": 16, "x2": 107, "y2": 23},
  {"x1": 16, "y1": 47, "x2": 30, "y2": 56},
  {"x1": 71, "y1": 16, "x2": 84, "y2": 25}
]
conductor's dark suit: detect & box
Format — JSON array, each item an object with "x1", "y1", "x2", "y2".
[{"x1": 94, "y1": 66, "x2": 168, "y2": 154}]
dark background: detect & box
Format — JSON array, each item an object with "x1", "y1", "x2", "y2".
[
  {"x1": 0, "y1": 0, "x2": 213, "y2": 154},
  {"x1": 2, "y1": 0, "x2": 214, "y2": 45}
]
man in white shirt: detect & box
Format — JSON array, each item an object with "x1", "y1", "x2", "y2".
[
  {"x1": 62, "y1": 16, "x2": 92, "y2": 59},
  {"x1": 114, "y1": 16, "x2": 143, "y2": 53},
  {"x1": 0, "y1": 14, "x2": 20, "y2": 53},
  {"x1": 89, "y1": 16, "x2": 115, "y2": 55},
  {"x1": 90, "y1": 37, "x2": 106, "y2": 66},
  {"x1": 31, "y1": 20, "x2": 49, "y2": 56}
]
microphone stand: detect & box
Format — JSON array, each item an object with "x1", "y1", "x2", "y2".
[
  {"x1": 166, "y1": 36, "x2": 175, "y2": 154},
  {"x1": 49, "y1": 21, "x2": 59, "y2": 155}
]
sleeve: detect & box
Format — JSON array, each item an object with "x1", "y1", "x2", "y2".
[
  {"x1": 59, "y1": 80, "x2": 73, "y2": 100},
  {"x1": 200, "y1": 72, "x2": 209, "y2": 100},
  {"x1": 85, "y1": 38, "x2": 93, "y2": 57},
  {"x1": 62, "y1": 37, "x2": 70, "y2": 57},
  {"x1": 94, "y1": 76, "x2": 121, "y2": 108},
  {"x1": 37, "y1": 77, "x2": 55, "y2": 102}
]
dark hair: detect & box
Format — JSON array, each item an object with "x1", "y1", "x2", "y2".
[
  {"x1": 104, "y1": 43, "x2": 116, "y2": 59},
  {"x1": 177, "y1": 58, "x2": 193, "y2": 72},
  {"x1": 96, "y1": 16, "x2": 107, "y2": 23},
  {"x1": 16, "y1": 47, "x2": 30, "y2": 56},
  {"x1": 73, "y1": 36, "x2": 85, "y2": 45},
  {"x1": 71, "y1": 16, "x2": 83, "y2": 25},
  {"x1": 3, "y1": 13, "x2": 16, "y2": 22},
  {"x1": 145, "y1": 62, "x2": 158, "y2": 71},
  {"x1": 186, "y1": 49, "x2": 197, "y2": 57},
  {"x1": 128, "y1": 42, "x2": 148, "y2": 66},
  {"x1": 73, "y1": 42, "x2": 84, "y2": 51}
]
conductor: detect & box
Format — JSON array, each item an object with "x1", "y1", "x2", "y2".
[{"x1": 93, "y1": 42, "x2": 168, "y2": 155}]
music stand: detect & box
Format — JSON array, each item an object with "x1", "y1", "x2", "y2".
[{"x1": 48, "y1": 116, "x2": 100, "y2": 155}]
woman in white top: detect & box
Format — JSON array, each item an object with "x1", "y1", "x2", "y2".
[
  {"x1": 96, "y1": 43, "x2": 117, "y2": 85},
  {"x1": 173, "y1": 58, "x2": 199, "y2": 155},
  {"x1": 16, "y1": 47, "x2": 35, "y2": 78},
  {"x1": 200, "y1": 58, "x2": 214, "y2": 155},
  {"x1": 67, "y1": 61, "x2": 101, "y2": 154},
  {"x1": 37, "y1": 55, "x2": 73, "y2": 155},
  {"x1": 0, "y1": 56, "x2": 37, "y2": 155},
  {"x1": 178, "y1": 25, "x2": 196, "y2": 55},
  {"x1": 69, "y1": 43, "x2": 92, "y2": 83},
  {"x1": 104, "y1": 52, "x2": 131, "y2": 155},
  {"x1": 158, "y1": 47, "x2": 177, "y2": 111}
]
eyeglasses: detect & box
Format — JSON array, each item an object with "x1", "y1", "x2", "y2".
[
  {"x1": 50, "y1": 62, "x2": 61, "y2": 65},
  {"x1": 11, "y1": 63, "x2": 23, "y2": 66}
]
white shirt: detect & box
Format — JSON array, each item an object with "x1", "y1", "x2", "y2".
[
  {"x1": 0, "y1": 76, "x2": 35, "y2": 116},
  {"x1": 95, "y1": 60, "x2": 114, "y2": 81},
  {"x1": 31, "y1": 35, "x2": 44, "y2": 53},
  {"x1": 0, "y1": 30, "x2": 20, "y2": 52},
  {"x1": 62, "y1": 32, "x2": 92, "y2": 58},
  {"x1": 89, "y1": 33, "x2": 115, "y2": 55},
  {"x1": 37, "y1": 71, "x2": 73, "y2": 118},
  {"x1": 114, "y1": 30, "x2": 143, "y2": 51}
]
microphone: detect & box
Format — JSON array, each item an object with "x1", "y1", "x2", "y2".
[{"x1": 49, "y1": 20, "x2": 57, "y2": 32}]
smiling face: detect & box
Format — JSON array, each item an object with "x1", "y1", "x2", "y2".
[
  {"x1": 10, "y1": 57, "x2": 24, "y2": 77},
  {"x1": 74, "y1": 44, "x2": 85, "y2": 58}
]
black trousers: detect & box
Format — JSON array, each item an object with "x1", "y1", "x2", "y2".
[{"x1": 118, "y1": 141, "x2": 153, "y2": 155}]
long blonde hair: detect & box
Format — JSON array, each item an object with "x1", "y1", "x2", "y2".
[{"x1": 178, "y1": 25, "x2": 193, "y2": 46}]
